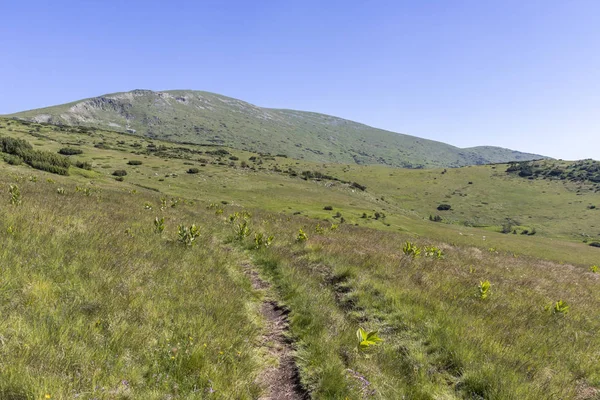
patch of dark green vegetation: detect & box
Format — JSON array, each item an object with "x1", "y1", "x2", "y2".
[
  {"x1": 112, "y1": 169, "x2": 127, "y2": 177},
  {"x1": 58, "y1": 147, "x2": 83, "y2": 155},
  {"x1": 0, "y1": 136, "x2": 70, "y2": 175},
  {"x1": 299, "y1": 170, "x2": 367, "y2": 191},
  {"x1": 508, "y1": 159, "x2": 600, "y2": 187},
  {"x1": 75, "y1": 161, "x2": 92, "y2": 170}
]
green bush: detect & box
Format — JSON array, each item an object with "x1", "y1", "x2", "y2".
[
  {"x1": 75, "y1": 161, "x2": 92, "y2": 170},
  {"x1": 112, "y1": 170, "x2": 127, "y2": 177},
  {"x1": 187, "y1": 168, "x2": 200, "y2": 174},
  {"x1": 2, "y1": 153, "x2": 23, "y2": 165},
  {"x1": 351, "y1": 182, "x2": 367, "y2": 191},
  {"x1": 0, "y1": 137, "x2": 32, "y2": 154},
  {"x1": 437, "y1": 204, "x2": 452, "y2": 211},
  {"x1": 0, "y1": 136, "x2": 70, "y2": 175},
  {"x1": 58, "y1": 147, "x2": 83, "y2": 155},
  {"x1": 127, "y1": 160, "x2": 143, "y2": 165}
]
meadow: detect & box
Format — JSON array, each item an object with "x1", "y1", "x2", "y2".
[{"x1": 1, "y1": 117, "x2": 600, "y2": 399}]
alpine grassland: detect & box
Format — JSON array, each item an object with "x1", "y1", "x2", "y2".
[
  {"x1": 0, "y1": 117, "x2": 599, "y2": 398},
  {"x1": 0, "y1": 176, "x2": 270, "y2": 399}
]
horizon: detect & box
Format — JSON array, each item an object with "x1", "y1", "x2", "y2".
[{"x1": 1, "y1": 1, "x2": 598, "y2": 160}]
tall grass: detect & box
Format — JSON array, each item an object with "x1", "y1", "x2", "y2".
[
  {"x1": 1, "y1": 169, "x2": 600, "y2": 399},
  {"x1": 244, "y1": 213, "x2": 600, "y2": 399},
  {"x1": 0, "y1": 176, "x2": 264, "y2": 399}
]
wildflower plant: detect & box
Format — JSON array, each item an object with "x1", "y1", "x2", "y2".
[
  {"x1": 553, "y1": 300, "x2": 569, "y2": 315},
  {"x1": 297, "y1": 228, "x2": 308, "y2": 242},
  {"x1": 356, "y1": 328, "x2": 383, "y2": 350},
  {"x1": 234, "y1": 219, "x2": 251, "y2": 241},
  {"x1": 402, "y1": 241, "x2": 421, "y2": 258},
  {"x1": 9, "y1": 184, "x2": 21, "y2": 205},
  {"x1": 254, "y1": 232, "x2": 274, "y2": 249},
  {"x1": 478, "y1": 280, "x2": 491, "y2": 299},
  {"x1": 178, "y1": 224, "x2": 200, "y2": 246},
  {"x1": 154, "y1": 217, "x2": 165, "y2": 234},
  {"x1": 424, "y1": 245, "x2": 444, "y2": 259}
]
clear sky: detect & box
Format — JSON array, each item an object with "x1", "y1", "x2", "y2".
[{"x1": 1, "y1": 1, "x2": 598, "y2": 160}]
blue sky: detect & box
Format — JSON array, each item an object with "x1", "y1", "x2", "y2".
[{"x1": 1, "y1": 1, "x2": 598, "y2": 160}]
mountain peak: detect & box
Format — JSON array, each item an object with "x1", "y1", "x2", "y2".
[{"x1": 6, "y1": 89, "x2": 547, "y2": 168}]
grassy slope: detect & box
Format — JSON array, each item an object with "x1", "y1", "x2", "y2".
[
  {"x1": 1, "y1": 118, "x2": 600, "y2": 398},
  {"x1": 1, "y1": 117, "x2": 598, "y2": 258},
  {"x1": 6, "y1": 89, "x2": 546, "y2": 168}
]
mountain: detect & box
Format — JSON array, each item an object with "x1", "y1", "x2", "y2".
[{"x1": 5, "y1": 89, "x2": 546, "y2": 168}]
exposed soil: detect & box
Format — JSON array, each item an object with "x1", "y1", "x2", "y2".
[{"x1": 243, "y1": 263, "x2": 308, "y2": 400}]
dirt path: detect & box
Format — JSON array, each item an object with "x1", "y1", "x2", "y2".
[{"x1": 243, "y1": 263, "x2": 308, "y2": 400}]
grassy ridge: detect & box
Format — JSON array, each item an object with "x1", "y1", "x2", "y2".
[{"x1": 6, "y1": 89, "x2": 546, "y2": 168}]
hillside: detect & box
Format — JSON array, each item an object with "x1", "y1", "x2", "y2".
[
  {"x1": 6, "y1": 89, "x2": 546, "y2": 168},
  {"x1": 1, "y1": 117, "x2": 599, "y2": 399}
]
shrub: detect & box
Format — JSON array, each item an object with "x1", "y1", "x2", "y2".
[
  {"x1": 187, "y1": 168, "x2": 200, "y2": 174},
  {"x1": 229, "y1": 156, "x2": 239, "y2": 161},
  {"x1": 501, "y1": 221, "x2": 513, "y2": 234},
  {"x1": 112, "y1": 170, "x2": 127, "y2": 177},
  {"x1": 323, "y1": 206, "x2": 333, "y2": 211},
  {"x1": 0, "y1": 137, "x2": 70, "y2": 174},
  {"x1": 127, "y1": 160, "x2": 143, "y2": 165},
  {"x1": 3, "y1": 153, "x2": 23, "y2": 165},
  {"x1": 115, "y1": 176, "x2": 125, "y2": 182},
  {"x1": 589, "y1": 242, "x2": 600, "y2": 248},
  {"x1": 76, "y1": 161, "x2": 92, "y2": 170},
  {"x1": 58, "y1": 148, "x2": 83, "y2": 155},
  {"x1": 0, "y1": 137, "x2": 32, "y2": 154},
  {"x1": 429, "y1": 214, "x2": 443, "y2": 222},
  {"x1": 437, "y1": 204, "x2": 452, "y2": 211},
  {"x1": 351, "y1": 182, "x2": 367, "y2": 191},
  {"x1": 206, "y1": 149, "x2": 230, "y2": 156}
]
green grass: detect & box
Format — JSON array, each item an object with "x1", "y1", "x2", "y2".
[
  {"x1": 1, "y1": 117, "x2": 599, "y2": 257},
  {"x1": 239, "y1": 214, "x2": 600, "y2": 398},
  {"x1": 1, "y1": 117, "x2": 600, "y2": 398},
  {"x1": 0, "y1": 178, "x2": 266, "y2": 398},
  {"x1": 5, "y1": 89, "x2": 545, "y2": 168}
]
